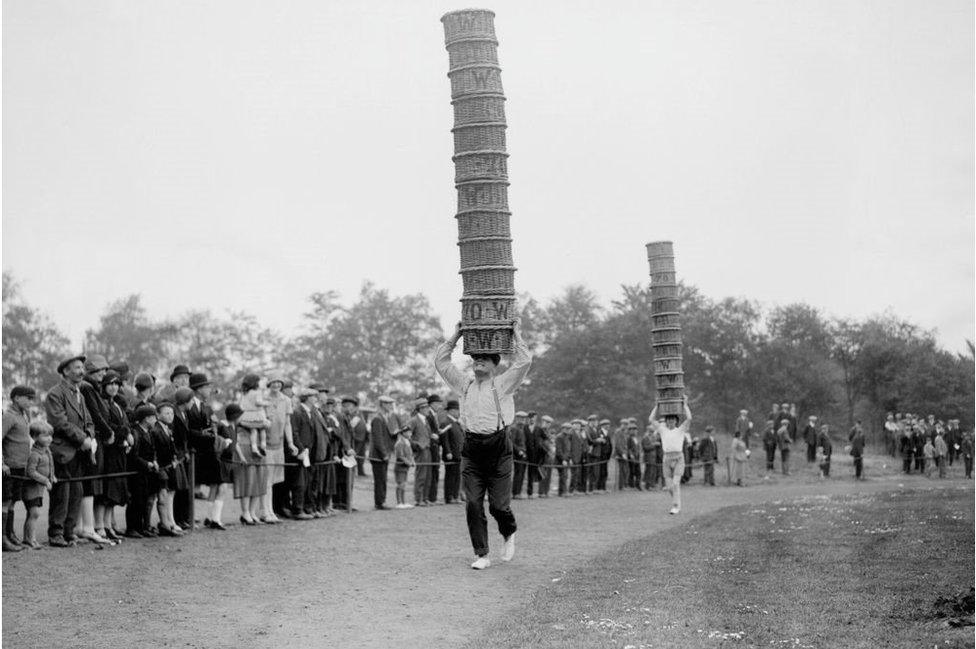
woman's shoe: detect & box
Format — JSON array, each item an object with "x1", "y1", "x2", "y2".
[
  {"x1": 81, "y1": 531, "x2": 113, "y2": 545},
  {"x1": 239, "y1": 516, "x2": 257, "y2": 526},
  {"x1": 210, "y1": 520, "x2": 227, "y2": 531},
  {"x1": 259, "y1": 517, "x2": 279, "y2": 525}
]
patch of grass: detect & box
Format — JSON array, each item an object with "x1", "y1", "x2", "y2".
[{"x1": 468, "y1": 487, "x2": 974, "y2": 649}]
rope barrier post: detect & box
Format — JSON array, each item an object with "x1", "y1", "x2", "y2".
[
  {"x1": 347, "y1": 465, "x2": 353, "y2": 513},
  {"x1": 187, "y1": 450, "x2": 196, "y2": 533},
  {"x1": 725, "y1": 456, "x2": 731, "y2": 486}
]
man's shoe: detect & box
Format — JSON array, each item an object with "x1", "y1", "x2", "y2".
[
  {"x1": 375, "y1": 505, "x2": 389, "y2": 510},
  {"x1": 294, "y1": 512, "x2": 313, "y2": 520},
  {"x1": 48, "y1": 535, "x2": 69, "y2": 548},
  {"x1": 471, "y1": 556, "x2": 491, "y2": 570},
  {"x1": 669, "y1": 506, "x2": 680, "y2": 515},
  {"x1": 124, "y1": 529, "x2": 144, "y2": 539},
  {"x1": 501, "y1": 533, "x2": 516, "y2": 562},
  {"x1": 3, "y1": 536, "x2": 22, "y2": 552}
]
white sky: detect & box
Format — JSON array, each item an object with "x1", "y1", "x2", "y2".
[{"x1": 3, "y1": 1, "x2": 974, "y2": 352}]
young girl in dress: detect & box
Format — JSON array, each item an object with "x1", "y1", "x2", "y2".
[{"x1": 238, "y1": 374, "x2": 270, "y2": 458}]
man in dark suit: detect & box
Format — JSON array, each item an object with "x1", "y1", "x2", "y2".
[
  {"x1": 524, "y1": 413, "x2": 541, "y2": 498},
  {"x1": 441, "y1": 399, "x2": 465, "y2": 504},
  {"x1": 802, "y1": 416, "x2": 819, "y2": 463},
  {"x1": 424, "y1": 394, "x2": 444, "y2": 504},
  {"x1": 698, "y1": 426, "x2": 717, "y2": 486},
  {"x1": 331, "y1": 397, "x2": 355, "y2": 511},
  {"x1": 288, "y1": 389, "x2": 316, "y2": 519},
  {"x1": 509, "y1": 411, "x2": 529, "y2": 499},
  {"x1": 554, "y1": 423, "x2": 572, "y2": 496},
  {"x1": 45, "y1": 355, "x2": 94, "y2": 547},
  {"x1": 342, "y1": 396, "x2": 368, "y2": 478},
  {"x1": 369, "y1": 396, "x2": 400, "y2": 510},
  {"x1": 569, "y1": 420, "x2": 585, "y2": 494}
]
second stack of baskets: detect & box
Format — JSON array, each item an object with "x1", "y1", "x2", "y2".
[
  {"x1": 442, "y1": 8, "x2": 516, "y2": 355},
  {"x1": 647, "y1": 241, "x2": 685, "y2": 417}
]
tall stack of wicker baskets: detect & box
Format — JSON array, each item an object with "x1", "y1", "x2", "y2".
[
  {"x1": 442, "y1": 9, "x2": 516, "y2": 355},
  {"x1": 647, "y1": 241, "x2": 685, "y2": 416}
]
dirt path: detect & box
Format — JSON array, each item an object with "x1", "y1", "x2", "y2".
[{"x1": 1, "y1": 469, "x2": 964, "y2": 648}]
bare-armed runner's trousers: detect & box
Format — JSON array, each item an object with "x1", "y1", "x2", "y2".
[{"x1": 461, "y1": 429, "x2": 517, "y2": 557}]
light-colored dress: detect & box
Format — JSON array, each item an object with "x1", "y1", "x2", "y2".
[
  {"x1": 232, "y1": 422, "x2": 267, "y2": 499},
  {"x1": 265, "y1": 393, "x2": 293, "y2": 485}
]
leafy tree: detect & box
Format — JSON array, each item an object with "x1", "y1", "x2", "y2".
[
  {"x1": 84, "y1": 294, "x2": 178, "y2": 376},
  {"x1": 2, "y1": 272, "x2": 71, "y2": 390}
]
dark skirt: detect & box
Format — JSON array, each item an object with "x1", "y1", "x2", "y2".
[
  {"x1": 197, "y1": 448, "x2": 229, "y2": 486},
  {"x1": 165, "y1": 458, "x2": 189, "y2": 492},
  {"x1": 99, "y1": 445, "x2": 130, "y2": 506}
]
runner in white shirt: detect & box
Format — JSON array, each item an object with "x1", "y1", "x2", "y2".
[{"x1": 648, "y1": 396, "x2": 692, "y2": 515}]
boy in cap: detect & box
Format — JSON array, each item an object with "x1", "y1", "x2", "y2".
[
  {"x1": 22, "y1": 421, "x2": 55, "y2": 549},
  {"x1": 433, "y1": 319, "x2": 531, "y2": 569},
  {"x1": 3, "y1": 385, "x2": 35, "y2": 551}
]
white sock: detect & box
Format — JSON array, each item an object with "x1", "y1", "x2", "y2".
[{"x1": 211, "y1": 499, "x2": 224, "y2": 523}]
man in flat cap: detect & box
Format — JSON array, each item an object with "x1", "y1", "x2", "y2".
[
  {"x1": 734, "y1": 409, "x2": 753, "y2": 450},
  {"x1": 433, "y1": 319, "x2": 531, "y2": 569},
  {"x1": 341, "y1": 396, "x2": 368, "y2": 478},
  {"x1": 3, "y1": 385, "x2": 36, "y2": 551},
  {"x1": 408, "y1": 397, "x2": 433, "y2": 507},
  {"x1": 369, "y1": 396, "x2": 401, "y2": 510},
  {"x1": 45, "y1": 355, "x2": 95, "y2": 547},
  {"x1": 554, "y1": 423, "x2": 573, "y2": 496},
  {"x1": 803, "y1": 415, "x2": 819, "y2": 463},
  {"x1": 424, "y1": 394, "x2": 444, "y2": 504},
  {"x1": 533, "y1": 416, "x2": 555, "y2": 497}
]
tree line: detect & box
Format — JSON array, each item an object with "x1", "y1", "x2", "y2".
[{"x1": 3, "y1": 271, "x2": 973, "y2": 440}]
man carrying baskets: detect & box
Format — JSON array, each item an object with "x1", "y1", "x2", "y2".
[
  {"x1": 648, "y1": 396, "x2": 692, "y2": 515},
  {"x1": 434, "y1": 318, "x2": 531, "y2": 570}
]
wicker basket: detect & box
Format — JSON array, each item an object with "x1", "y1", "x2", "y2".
[
  {"x1": 456, "y1": 210, "x2": 511, "y2": 239},
  {"x1": 449, "y1": 65, "x2": 504, "y2": 98},
  {"x1": 651, "y1": 343, "x2": 683, "y2": 358},
  {"x1": 651, "y1": 297, "x2": 680, "y2": 314},
  {"x1": 453, "y1": 94, "x2": 506, "y2": 126},
  {"x1": 650, "y1": 284, "x2": 679, "y2": 300},
  {"x1": 460, "y1": 266, "x2": 516, "y2": 295},
  {"x1": 650, "y1": 327, "x2": 682, "y2": 344},
  {"x1": 651, "y1": 312, "x2": 681, "y2": 328},
  {"x1": 453, "y1": 151, "x2": 509, "y2": 182},
  {"x1": 653, "y1": 357, "x2": 683, "y2": 374},
  {"x1": 654, "y1": 372, "x2": 685, "y2": 389},
  {"x1": 656, "y1": 399, "x2": 685, "y2": 416},
  {"x1": 656, "y1": 387, "x2": 685, "y2": 401},
  {"x1": 457, "y1": 181, "x2": 508, "y2": 211},
  {"x1": 453, "y1": 123, "x2": 507, "y2": 153},
  {"x1": 447, "y1": 38, "x2": 499, "y2": 69},
  {"x1": 461, "y1": 295, "x2": 515, "y2": 324},
  {"x1": 458, "y1": 237, "x2": 513, "y2": 268},
  {"x1": 461, "y1": 326, "x2": 513, "y2": 355},
  {"x1": 649, "y1": 270, "x2": 676, "y2": 285},
  {"x1": 442, "y1": 9, "x2": 496, "y2": 44},
  {"x1": 646, "y1": 241, "x2": 674, "y2": 259},
  {"x1": 647, "y1": 256, "x2": 675, "y2": 273}
]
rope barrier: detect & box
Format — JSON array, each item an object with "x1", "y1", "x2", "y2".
[{"x1": 9, "y1": 456, "x2": 189, "y2": 483}]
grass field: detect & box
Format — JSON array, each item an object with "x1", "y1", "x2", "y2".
[{"x1": 466, "y1": 487, "x2": 975, "y2": 649}]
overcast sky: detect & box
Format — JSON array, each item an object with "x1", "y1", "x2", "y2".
[{"x1": 3, "y1": 1, "x2": 973, "y2": 353}]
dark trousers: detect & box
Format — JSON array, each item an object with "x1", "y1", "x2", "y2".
[
  {"x1": 427, "y1": 460, "x2": 440, "y2": 503},
  {"x1": 902, "y1": 454, "x2": 913, "y2": 473},
  {"x1": 49, "y1": 456, "x2": 83, "y2": 539},
  {"x1": 964, "y1": 456, "x2": 973, "y2": 478},
  {"x1": 413, "y1": 449, "x2": 430, "y2": 504},
  {"x1": 526, "y1": 464, "x2": 540, "y2": 496},
  {"x1": 780, "y1": 449, "x2": 790, "y2": 475},
  {"x1": 538, "y1": 466, "x2": 551, "y2": 496},
  {"x1": 616, "y1": 459, "x2": 629, "y2": 490},
  {"x1": 628, "y1": 461, "x2": 641, "y2": 487},
  {"x1": 272, "y1": 482, "x2": 288, "y2": 515},
  {"x1": 461, "y1": 430, "x2": 516, "y2": 557},
  {"x1": 915, "y1": 456, "x2": 924, "y2": 472},
  {"x1": 597, "y1": 461, "x2": 608, "y2": 490},
  {"x1": 354, "y1": 440, "x2": 367, "y2": 476},
  {"x1": 569, "y1": 464, "x2": 582, "y2": 493},
  {"x1": 173, "y1": 488, "x2": 192, "y2": 526},
  {"x1": 512, "y1": 459, "x2": 526, "y2": 496},
  {"x1": 286, "y1": 464, "x2": 307, "y2": 513},
  {"x1": 371, "y1": 460, "x2": 388, "y2": 508},
  {"x1": 334, "y1": 465, "x2": 350, "y2": 508},
  {"x1": 820, "y1": 459, "x2": 831, "y2": 476},
  {"x1": 806, "y1": 443, "x2": 816, "y2": 463},
  {"x1": 703, "y1": 461, "x2": 715, "y2": 485},
  {"x1": 444, "y1": 461, "x2": 461, "y2": 502},
  {"x1": 586, "y1": 458, "x2": 600, "y2": 491},
  {"x1": 765, "y1": 446, "x2": 776, "y2": 471},
  {"x1": 853, "y1": 455, "x2": 864, "y2": 479},
  {"x1": 125, "y1": 476, "x2": 146, "y2": 532}
]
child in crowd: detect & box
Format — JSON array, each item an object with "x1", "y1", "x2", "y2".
[
  {"x1": 923, "y1": 437, "x2": 935, "y2": 478},
  {"x1": 238, "y1": 374, "x2": 270, "y2": 458},
  {"x1": 817, "y1": 424, "x2": 832, "y2": 479},
  {"x1": 731, "y1": 430, "x2": 748, "y2": 486},
  {"x1": 153, "y1": 403, "x2": 184, "y2": 537},
  {"x1": 23, "y1": 421, "x2": 55, "y2": 549},
  {"x1": 393, "y1": 428, "x2": 414, "y2": 509}
]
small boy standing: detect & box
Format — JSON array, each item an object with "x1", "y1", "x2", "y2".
[
  {"x1": 23, "y1": 421, "x2": 56, "y2": 549},
  {"x1": 817, "y1": 424, "x2": 833, "y2": 478},
  {"x1": 393, "y1": 429, "x2": 415, "y2": 509}
]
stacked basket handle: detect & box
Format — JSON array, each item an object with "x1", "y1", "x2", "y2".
[
  {"x1": 647, "y1": 241, "x2": 685, "y2": 416},
  {"x1": 442, "y1": 9, "x2": 516, "y2": 355}
]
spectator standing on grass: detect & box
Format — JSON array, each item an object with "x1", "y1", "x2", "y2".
[
  {"x1": 626, "y1": 421, "x2": 642, "y2": 490},
  {"x1": 900, "y1": 424, "x2": 915, "y2": 474},
  {"x1": 393, "y1": 427, "x2": 414, "y2": 509},
  {"x1": 884, "y1": 413, "x2": 899, "y2": 458},
  {"x1": 849, "y1": 420, "x2": 866, "y2": 480},
  {"x1": 922, "y1": 437, "x2": 935, "y2": 478},
  {"x1": 612, "y1": 420, "x2": 630, "y2": 491},
  {"x1": 802, "y1": 416, "x2": 819, "y2": 463},
  {"x1": 536, "y1": 416, "x2": 555, "y2": 497},
  {"x1": 524, "y1": 412, "x2": 540, "y2": 498},
  {"x1": 933, "y1": 428, "x2": 948, "y2": 479},
  {"x1": 762, "y1": 420, "x2": 777, "y2": 477},
  {"x1": 734, "y1": 410, "x2": 753, "y2": 449},
  {"x1": 913, "y1": 424, "x2": 926, "y2": 474},
  {"x1": 442, "y1": 400, "x2": 465, "y2": 503},
  {"x1": 961, "y1": 432, "x2": 973, "y2": 479},
  {"x1": 946, "y1": 419, "x2": 961, "y2": 466},
  {"x1": 433, "y1": 319, "x2": 532, "y2": 571},
  {"x1": 424, "y1": 394, "x2": 444, "y2": 503},
  {"x1": 261, "y1": 379, "x2": 292, "y2": 523},
  {"x1": 775, "y1": 403, "x2": 797, "y2": 443},
  {"x1": 369, "y1": 396, "x2": 399, "y2": 510},
  {"x1": 598, "y1": 418, "x2": 613, "y2": 492},
  {"x1": 152, "y1": 402, "x2": 185, "y2": 537},
  {"x1": 22, "y1": 421, "x2": 55, "y2": 550},
  {"x1": 46, "y1": 355, "x2": 95, "y2": 548},
  {"x1": 79, "y1": 355, "x2": 113, "y2": 546},
  {"x1": 817, "y1": 424, "x2": 832, "y2": 478},
  {"x1": 731, "y1": 430, "x2": 748, "y2": 486},
  {"x1": 127, "y1": 404, "x2": 161, "y2": 538},
  {"x1": 3, "y1": 385, "x2": 35, "y2": 552},
  {"x1": 698, "y1": 426, "x2": 717, "y2": 486},
  {"x1": 99, "y1": 372, "x2": 131, "y2": 541},
  {"x1": 570, "y1": 420, "x2": 586, "y2": 495},
  {"x1": 648, "y1": 397, "x2": 692, "y2": 515},
  {"x1": 409, "y1": 397, "x2": 432, "y2": 507},
  {"x1": 286, "y1": 389, "x2": 315, "y2": 520},
  {"x1": 510, "y1": 411, "x2": 528, "y2": 499},
  {"x1": 777, "y1": 421, "x2": 792, "y2": 476}
]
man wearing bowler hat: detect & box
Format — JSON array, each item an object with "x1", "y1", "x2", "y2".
[
  {"x1": 154, "y1": 364, "x2": 192, "y2": 406},
  {"x1": 434, "y1": 319, "x2": 531, "y2": 570},
  {"x1": 369, "y1": 396, "x2": 401, "y2": 510},
  {"x1": 45, "y1": 355, "x2": 95, "y2": 547},
  {"x1": 440, "y1": 399, "x2": 465, "y2": 504}
]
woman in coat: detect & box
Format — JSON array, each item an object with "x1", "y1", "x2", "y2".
[{"x1": 99, "y1": 371, "x2": 132, "y2": 541}]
